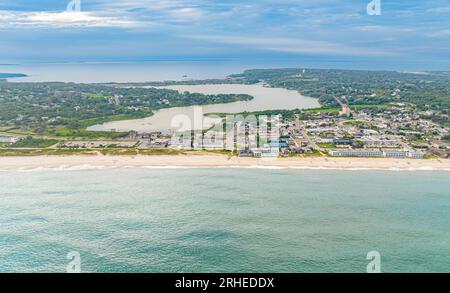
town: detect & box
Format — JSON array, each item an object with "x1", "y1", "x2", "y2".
[
  {"x1": 3, "y1": 100, "x2": 447, "y2": 159},
  {"x1": 160, "y1": 102, "x2": 448, "y2": 159},
  {"x1": 1, "y1": 68, "x2": 449, "y2": 159}
]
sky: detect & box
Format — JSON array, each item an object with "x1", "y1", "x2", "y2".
[{"x1": 0, "y1": 0, "x2": 450, "y2": 69}]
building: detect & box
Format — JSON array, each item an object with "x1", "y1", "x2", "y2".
[
  {"x1": 333, "y1": 139, "x2": 355, "y2": 147},
  {"x1": 0, "y1": 136, "x2": 19, "y2": 143},
  {"x1": 251, "y1": 148, "x2": 279, "y2": 158},
  {"x1": 317, "y1": 138, "x2": 334, "y2": 144},
  {"x1": 339, "y1": 104, "x2": 351, "y2": 116},
  {"x1": 383, "y1": 150, "x2": 408, "y2": 158},
  {"x1": 361, "y1": 138, "x2": 400, "y2": 147},
  {"x1": 238, "y1": 150, "x2": 253, "y2": 157},
  {"x1": 329, "y1": 149, "x2": 425, "y2": 159},
  {"x1": 128, "y1": 131, "x2": 139, "y2": 140},
  {"x1": 329, "y1": 150, "x2": 384, "y2": 157},
  {"x1": 269, "y1": 141, "x2": 289, "y2": 148},
  {"x1": 408, "y1": 152, "x2": 425, "y2": 159},
  {"x1": 382, "y1": 150, "x2": 424, "y2": 159}
]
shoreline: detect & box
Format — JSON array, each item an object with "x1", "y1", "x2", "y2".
[{"x1": 1, "y1": 155, "x2": 449, "y2": 171}]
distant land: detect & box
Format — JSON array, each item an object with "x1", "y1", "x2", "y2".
[
  {"x1": 0, "y1": 73, "x2": 27, "y2": 78},
  {"x1": 0, "y1": 68, "x2": 448, "y2": 160}
]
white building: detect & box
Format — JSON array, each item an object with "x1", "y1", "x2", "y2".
[
  {"x1": 383, "y1": 150, "x2": 408, "y2": 158},
  {"x1": 329, "y1": 150, "x2": 383, "y2": 157},
  {"x1": 361, "y1": 137, "x2": 400, "y2": 147},
  {"x1": 329, "y1": 149, "x2": 425, "y2": 159},
  {"x1": 251, "y1": 148, "x2": 279, "y2": 158},
  {"x1": 0, "y1": 136, "x2": 19, "y2": 143}
]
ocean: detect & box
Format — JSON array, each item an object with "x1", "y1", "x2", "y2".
[
  {"x1": 0, "y1": 167, "x2": 449, "y2": 272},
  {"x1": 2, "y1": 61, "x2": 297, "y2": 83},
  {"x1": 4, "y1": 59, "x2": 448, "y2": 83}
]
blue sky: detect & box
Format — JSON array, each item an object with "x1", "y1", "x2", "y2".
[{"x1": 0, "y1": 0, "x2": 450, "y2": 69}]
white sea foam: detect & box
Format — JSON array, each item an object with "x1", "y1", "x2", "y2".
[
  {"x1": 214, "y1": 165, "x2": 447, "y2": 172},
  {"x1": 3, "y1": 164, "x2": 449, "y2": 172},
  {"x1": 288, "y1": 166, "x2": 375, "y2": 171},
  {"x1": 140, "y1": 165, "x2": 197, "y2": 169},
  {"x1": 15, "y1": 165, "x2": 116, "y2": 172},
  {"x1": 222, "y1": 165, "x2": 286, "y2": 170}
]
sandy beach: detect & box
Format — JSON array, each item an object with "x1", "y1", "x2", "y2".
[{"x1": 0, "y1": 154, "x2": 449, "y2": 171}]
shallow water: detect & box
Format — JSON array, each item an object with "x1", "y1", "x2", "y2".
[
  {"x1": 1, "y1": 168, "x2": 449, "y2": 272},
  {"x1": 88, "y1": 84, "x2": 319, "y2": 132}
]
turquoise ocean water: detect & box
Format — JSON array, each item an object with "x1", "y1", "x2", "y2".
[{"x1": 0, "y1": 168, "x2": 449, "y2": 272}]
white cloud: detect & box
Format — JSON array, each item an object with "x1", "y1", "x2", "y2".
[
  {"x1": 168, "y1": 7, "x2": 206, "y2": 22},
  {"x1": 357, "y1": 25, "x2": 415, "y2": 33},
  {"x1": 427, "y1": 6, "x2": 450, "y2": 13},
  {"x1": 187, "y1": 34, "x2": 393, "y2": 56},
  {"x1": 90, "y1": 0, "x2": 210, "y2": 23},
  {"x1": 429, "y1": 29, "x2": 450, "y2": 37},
  {"x1": 0, "y1": 10, "x2": 139, "y2": 28}
]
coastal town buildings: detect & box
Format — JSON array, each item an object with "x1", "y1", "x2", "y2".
[
  {"x1": 0, "y1": 135, "x2": 19, "y2": 143},
  {"x1": 3, "y1": 103, "x2": 447, "y2": 159}
]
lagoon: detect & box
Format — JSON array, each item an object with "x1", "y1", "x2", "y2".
[{"x1": 88, "y1": 84, "x2": 319, "y2": 132}]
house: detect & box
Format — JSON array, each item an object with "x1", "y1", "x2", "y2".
[
  {"x1": 408, "y1": 152, "x2": 425, "y2": 159},
  {"x1": 333, "y1": 139, "x2": 355, "y2": 147},
  {"x1": 238, "y1": 150, "x2": 253, "y2": 157},
  {"x1": 269, "y1": 141, "x2": 289, "y2": 148},
  {"x1": 361, "y1": 138, "x2": 400, "y2": 147},
  {"x1": 0, "y1": 136, "x2": 19, "y2": 143},
  {"x1": 251, "y1": 148, "x2": 279, "y2": 158}
]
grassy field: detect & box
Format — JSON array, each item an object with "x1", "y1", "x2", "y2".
[
  {"x1": 316, "y1": 143, "x2": 336, "y2": 149},
  {"x1": 10, "y1": 137, "x2": 59, "y2": 148},
  {"x1": 0, "y1": 148, "x2": 233, "y2": 157}
]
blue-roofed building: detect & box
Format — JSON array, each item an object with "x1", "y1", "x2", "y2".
[
  {"x1": 269, "y1": 141, "x2": 289, "y2": 148},
  {"x1": 238, "y1": 150, "x2": 253, "y2": 157}
]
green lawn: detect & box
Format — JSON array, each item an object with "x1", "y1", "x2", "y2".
[{"x1": 316, "y1": 143, "x2": 335, "y2": 149}]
